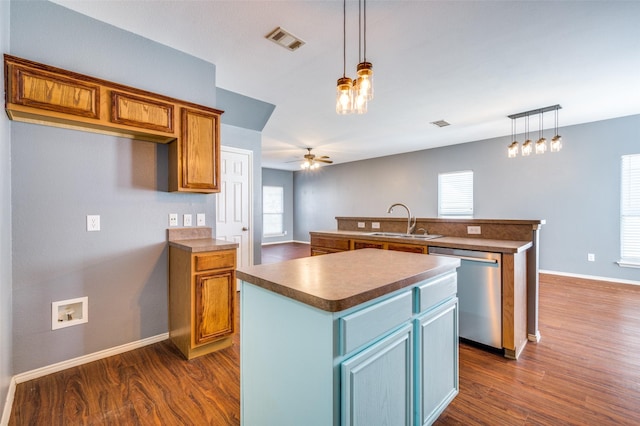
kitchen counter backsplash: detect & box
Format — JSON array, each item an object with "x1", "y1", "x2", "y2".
[{"x1": 335, "y1": 217, "x2": 544, "y2": 242}]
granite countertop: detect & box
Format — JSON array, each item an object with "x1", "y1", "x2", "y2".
[
  {"x1": 237, "y1": 249, "x2": 460, "y2": 312},
  {"x1": 167, "y1": 227, "x2": 238, "y2": 252},
  {"x1": 310, "y1": 230, "x2": 532, "y2": 254}
]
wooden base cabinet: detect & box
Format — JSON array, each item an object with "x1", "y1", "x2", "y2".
[
  {"x1": 240, "y1": 271, "x2": 458, "y2": 426},
  {"x1": 169, "y1": 247, "x2": 236, "y2": 359}
]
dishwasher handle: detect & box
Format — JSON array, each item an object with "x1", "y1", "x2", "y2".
[{"x1": 429, "y1": 252, "x2": 499, "y2": 264}]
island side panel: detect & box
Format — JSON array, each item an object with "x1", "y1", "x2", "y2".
[
  {"x1": 240, "y1": 282, "x2": 337, "y2": 426},
  {"x1": 502, "y1": 251, "x2": 528, "y2": 359}
]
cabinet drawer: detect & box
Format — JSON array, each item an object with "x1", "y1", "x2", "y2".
[
  {"x1": 311, "y1": 236, "x2": 350, "y2": 251},
  {"x1": 415, "y1": 272, "x2": 457, "y2": 313},
  {"x1": 340, "y1": 291, "x2": 413, "y2": 355},
  {"x1": 194, "y1": 250, "x2": 235, "y2": 272}
]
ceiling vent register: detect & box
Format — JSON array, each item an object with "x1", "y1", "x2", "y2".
[{"x1": 266, "y1": 27, "x2": 305, "y2": 51}]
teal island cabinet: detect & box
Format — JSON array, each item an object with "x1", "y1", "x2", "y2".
[{"x1": 237, "y1": 248, "x2": 460, "y2": 426}]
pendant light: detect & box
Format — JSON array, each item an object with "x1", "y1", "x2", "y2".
[
  {"x1": 535, "y1": 111, "x2": 547, "y2": 154},
  {"x1": 508, "y1": 105, "x2": 561, "y2": 158},
  {"x1": 551, "y1": 107, "x2": 562, "y2": 152},
  {"x1": 507, "y1": 117, "x2": 519, "y2": 158},
  {"x1": 336, "y1": 0, "x2": 353, "y2": 114},
  {"x1": 355, "y1": 0, "x2": 373, "y2": 102},
  {"x1": 522, "y1": 116, "x2": 533, "y2": 156}
]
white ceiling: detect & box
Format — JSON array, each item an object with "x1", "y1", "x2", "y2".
[{"x1": 51, "y1": 0, "x2": 640, "y2": 170}]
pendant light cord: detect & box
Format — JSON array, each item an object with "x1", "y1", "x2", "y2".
[
  {"x1": 363, "y1": 0, "x2": 367, "y2": 61},
  {"x1": 343, "y1": 0, "x2": 347, "y2": 77},
  {"x1": 358, "y1": 0, "x2": 362, "y2": 62}
]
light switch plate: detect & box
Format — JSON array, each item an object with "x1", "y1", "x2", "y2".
[
  {"x1": 197, "y1": 213, "x2": 205, "y2": 226},
  {"x1": 87, "y1": 215, "x2": 100, "y2": 231},
  {"x1": 169, "y1": 213, "x2": 178, "y2": 227},
  {"x1": 357, "y1": 222, "x2": 366, "y2": 229},
  {"x1": 372, "y1": 222, "x2": 380, "y2": 229},
  {"x1": 183, "y1": 214, "x2": 193, "y2": 227}
]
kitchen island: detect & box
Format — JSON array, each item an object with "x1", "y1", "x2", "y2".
[{"x1": 237, "y1": 249, "x2": 460, "y2": 426}]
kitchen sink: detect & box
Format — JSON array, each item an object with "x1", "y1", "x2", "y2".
[{"x1": 367, "y1": 232, "x2": 443, "y2": 240}]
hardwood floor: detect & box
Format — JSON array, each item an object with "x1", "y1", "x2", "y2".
[{"x1": 10, "y1": 244, "x2": 640, "y2": 425}]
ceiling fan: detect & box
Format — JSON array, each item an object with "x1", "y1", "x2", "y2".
[{"x1": 300, "y1": 148, "x2": 333, "y2": 170}]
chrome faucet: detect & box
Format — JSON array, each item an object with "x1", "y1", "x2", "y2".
[{"x1": 387, "y1": 203, "x2": 416, "y2": 235}]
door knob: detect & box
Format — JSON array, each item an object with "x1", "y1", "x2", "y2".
[{"x1": 242, "y1": 227, "x2": 248, "y2": 231}]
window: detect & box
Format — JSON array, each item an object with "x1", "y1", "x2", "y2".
[
  {"x1": 620, "y1": 154, "x2": 640, "y2": 267},
  {"x1": 438, "y1": 170, "x2": 473, "y2": 217},
  {"x1": 263, "y1": 186, "x2": 284, "y2": 237}
]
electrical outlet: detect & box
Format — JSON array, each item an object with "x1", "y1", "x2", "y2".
[
  {"x1": 372, "y1": 222, "x2": 380, "y2": 229},
  {"x1": 467, "y1": 226, "x2": 481, "y2": 235},
  {"x1": 87, "y1": 215, "x2": 100, "y2": 231},
  {"x1": 588, "y1": 253, "x2": 595, "y2": 262},
  {"x1": 357, "y1": 222, "x2": 366, "y2": 229},
  {"x1": 169, "y1": 213, "x2": 178, "y2": 227},
  {"x1": 183, "y1": 214, "x2": 193, "y2": 227},
  {"x1": 197, "y1": 213, "x2": 206, "y2": 226}
]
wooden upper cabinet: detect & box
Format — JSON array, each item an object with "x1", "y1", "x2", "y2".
[
  {"x1": 169, "y1": 107, "x2": 220, "y2": 192},
  {"x1": 7, "y1": 63, "x2": 100, "y2": 119},
  {"x1": 4, "y1": 54, "x2": 222, "y2": 194},
  {"x1": 110, "y1": 91, "x2": 174, "y2": 134}
]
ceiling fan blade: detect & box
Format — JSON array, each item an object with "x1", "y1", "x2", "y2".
[{"x1": 316, "y1": 158, "x2": 333, "y2": 164}]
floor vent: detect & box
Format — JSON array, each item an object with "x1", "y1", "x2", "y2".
[{"x1": 266, "y1": 27, "x2": 306, "y2": 51}]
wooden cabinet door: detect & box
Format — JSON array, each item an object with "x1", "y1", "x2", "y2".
[
  {"x1": 416, "y1": 297, "x2": 458, "y2": 426},
  {"x1": 180, "y1": 107, "x2": 220, "y2": 191},
  {"x1": 341, "y1": 324, "x2": 413, "y2": 426},
  {"x1": 194, "y1": 271, "x2": 234, "y2": 345}
]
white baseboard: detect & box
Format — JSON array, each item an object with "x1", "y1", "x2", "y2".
[
  {"x1": 13, "y1": 332, "x2": 168, "y2": 384},
  {"x1": 540, "y1": 270, "x2": 640, "y2": 286},
  {"x1": 0, "y1": 333, "x2": 169, "y2": 425},
  {"x1": 1, "y1": 376, "x2": 16, "y2": 426}
]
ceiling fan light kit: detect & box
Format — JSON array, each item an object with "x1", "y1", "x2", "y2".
[
  {"x1": 300, "y1": 148, "x2": 333, "y2": 170},
  {"x1": 507, "y1": 104, "x2": 562, "y2": 158},
  {"x1": 336, "y1": 0, "x2": 374, "y2": 115}
]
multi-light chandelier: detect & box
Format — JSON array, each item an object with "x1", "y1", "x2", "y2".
[
  {"x1": 336, "y1": 0, "x2": 374, "y2": 115},
  {"x1": 507, "y1": 105, "x2": 563, "y2": 158}
]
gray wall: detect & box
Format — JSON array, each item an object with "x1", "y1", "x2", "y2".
[
  {"x1": 262, "y1": 168, "x2": 294, "y2": 244},
  {"x1": 294, "y1": 114, "x2": 640, "y2": 283},
  {"x1": 7, "y1": 0, "x2": 262, "y2": 374},
  {"x1": 1, "y1": 0, "x2": 12, "y2": 413}
]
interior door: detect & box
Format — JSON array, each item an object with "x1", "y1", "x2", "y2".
[{"x1": 216, "y1": 147, "x2": 253, "y2": 271}]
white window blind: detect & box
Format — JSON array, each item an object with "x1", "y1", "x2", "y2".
[
  {"x1": 263, "y1": 186, "x2": 284, "y2": 237},
  {"x1": 438, "y1": 170, "x2": 473, "y2": 217},
  {"x1": 620, "y1": 154, "x2": 640, "y2": 267}
]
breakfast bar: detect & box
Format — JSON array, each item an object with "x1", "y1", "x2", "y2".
[{"x1": 237, "y1": 249, "x2": 460, "y2": 426}]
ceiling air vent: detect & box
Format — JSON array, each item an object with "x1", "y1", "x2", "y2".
[
  {"x1": 430, "y1": 120, "x2": 451, "y2": 128},
  {"x1": 266, "y1": 27, "x2": 306, "y2": 51}
]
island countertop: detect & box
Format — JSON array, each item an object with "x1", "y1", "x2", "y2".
[{"x1": 237, "y1": 248, "x2": 460, "y2": 312}]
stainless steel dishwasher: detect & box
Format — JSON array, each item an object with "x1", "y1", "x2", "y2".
[{"x1": 428, "y1": 246, "x2": 502, "y2": 349}]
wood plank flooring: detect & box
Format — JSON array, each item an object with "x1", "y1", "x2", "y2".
[{"x1": 10, "y1": 244, "x2": 640, "y2": 425}]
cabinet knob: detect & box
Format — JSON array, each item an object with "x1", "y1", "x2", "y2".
[{"x1": 242, "y1": 227, "x2": 249, "y2": 231}]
